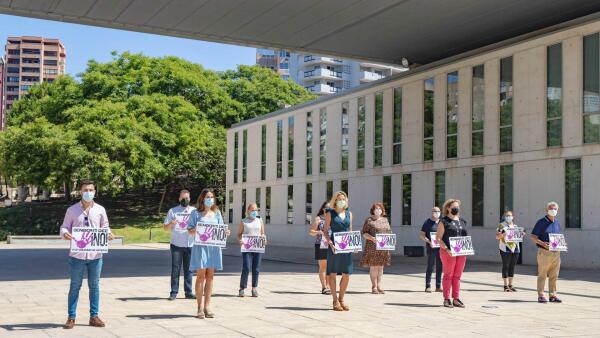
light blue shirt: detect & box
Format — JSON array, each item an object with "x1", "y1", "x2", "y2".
[
  {"x1": 164, "y1": 205, "x2": 196, "y2": 248},
  {"x1": 187, "y1": 209, "x2": 224, "y2": 232}
]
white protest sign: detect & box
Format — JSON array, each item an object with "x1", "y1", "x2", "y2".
[
  {"x1": 449, "y1": 236, "x2": 475, "y2": 256},
  {"x1": 70, "y1": 228, "x2": 109, "y2": 254},
  {"x1": 549, "y1": 233, "x2": 567, "y2": 252},
  {"x1": 173, "y1": 212, "x2": 192, "y2": 233},
  {"x1": 194, "y1": 223, "x2": 228, "y2": 247},
  {"x1": 376, "y1": 233, "x2": 396, "y2": 251},
  {"x1": 504, "y1": 227, "x2": 524, "y2": 243},
  {"x1": 333, "y1": 231, "x2": 362, "y2": 254},
  {"x1": 430, "y1": 232, "x2": 440, "y2": 248},
  {"x1": 241, "y1": 235, "x2": 266, "y2": 253}
]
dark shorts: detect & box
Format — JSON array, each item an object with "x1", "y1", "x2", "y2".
[{"x1": 314, "y1": 244, "x2": 328, "y2": 260}]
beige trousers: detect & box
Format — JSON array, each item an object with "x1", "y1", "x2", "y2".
[{"x1": 536, "y1": 248, "x2": 560, "y2": 296}]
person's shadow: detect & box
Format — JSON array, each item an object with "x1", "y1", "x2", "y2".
[{"x1": 0, "y1": 323, "x2": 64, "y2": 331}]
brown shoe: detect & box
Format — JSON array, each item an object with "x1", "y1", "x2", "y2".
[
  {"x1": 89, "y1": 316, "x2": 105, "y2": 327},
  {"x1": 63, "y1": 318, "x2": 75, "y2": 329},
  {"x1": 339, "y1": 300, "x2": 350, "y2": 311},
  {"x1": 332, "y1": 300, "x2": 344, "y2": 311}
]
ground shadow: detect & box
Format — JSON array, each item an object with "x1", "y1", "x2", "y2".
[
  {"x1": 126, "y1": 314, "x2": 196, "y2": 320},
  {"x1": 270, "y1": 291, "x2": 320, "y2": 295},
  {"x1": 383, "y1": 289, "x2": 423, "y2": 293},
  {"x1": 117, "y1": 297, "x2": 165, "y2": 301},
  {"x1": 265, "y1": 306, "x2": 329, "y2": 311},
  {"x1": 212, "y1": 293, "x2": 238, "y2": 298},
  {"x1": 488, "y1": 299, "x2": 539, "y2": 303},
  {"x1": 385, "y1": 303, "x2": 441, "y2": 308},
  {"x1": 0, "y1": 323, "x2": 63, "y2": 330},
  {"x1": 461, "y1": 289, "x2": 498, "y2": 292}
]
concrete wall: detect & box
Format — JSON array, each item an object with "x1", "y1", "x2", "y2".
[{"x1": 226, "y1": 20, "x2": 600, "y2": 269}]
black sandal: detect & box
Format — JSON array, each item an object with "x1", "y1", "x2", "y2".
[
  {"x1": 453, "y1": 299, "x2": 465, "y2": 308},
  {"x1": 509, "y1": 285, "x2": 517, "y2": 292},
  {"x1": 504, "y1": 285, "x2": 510, "y2": 292},
  {"x1": 321, "y1": 288, "x2": 331, "y2": 295}
]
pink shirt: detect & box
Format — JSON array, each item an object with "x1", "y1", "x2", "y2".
[{"x1": 60, "y1": 201, "x2": 111, "y2": 260}]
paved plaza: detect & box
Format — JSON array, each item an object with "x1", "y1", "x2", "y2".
[{"x1": 0, "y1": 243, "x2": 599, "y2": 338}]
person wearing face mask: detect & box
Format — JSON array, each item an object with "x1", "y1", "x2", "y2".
[
  {"x1": 531, "y1": 201, "x2": 563, "y2": 304},
  {"x1": 60, "y1": 180, "x2": 113, "y2": 330},
  {"x1": 322, "y1": 191, "x2": 354, "y2": 311},
  {"x1": 496, "y1": 210, "x2": 525, "y2": 292},
  {"x1": 360, "y1": 203, "x2": 392, "y2": 294},
  {"x1": 163, "y1": 189, "x2": 196, "y2": 301},
  {"x1": 436, "y1": 199, "x2": 468, "y2": 308},
  {"x1": 309, "y1": 202, "x2": 331, "y2": 294},
  {"x1": 237, "y1": 203, "x2": 266, "y2": 297},
  {"x1": 419, "y1": 207, "x2": 443, "y2": 293},
  {"x1": 187, "y1": 189, "x2": 230, "y2": 319}
]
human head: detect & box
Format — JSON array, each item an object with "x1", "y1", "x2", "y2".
[
  {"x1": 79, "y1": 180, "x2": 96, "y2": 202},
  {"x1": 432, "y1": 207, "x2": 441, "y2": 218},
  {"x1": 370, "y1": 203, "x2": 386, "y2": 217},
  {"x1": 546, "y1": 201, "x2": 559, "y2": 217},
  {"x1": 197, "y1": 188, "x2": 218, "y2": 212},
  {"x1": 504, "y1": 210, "x2": 514, "y2": 221},
  {"x1": 246, "y1": 203, "x2": 258, "y2": 218},
  {"x1": 442, "y1": 199, "x2": 461, "y2": 216},
  {"x1": 179, "y1": 190, "x2": 191, "y2": 206},
  {"x1": 329, "y1": 191, "x2": 349, "y2": 210},
  {"x1": 317, "y1": 201, "x2": 330, "y2": 217}
]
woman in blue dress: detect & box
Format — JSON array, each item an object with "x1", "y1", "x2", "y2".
[
  {"x1": 187, "y1": 188, "x2": 229, "y2": 319},
  {"x1": 322, "y1": 191, "x2": 353, "y2": 311}
]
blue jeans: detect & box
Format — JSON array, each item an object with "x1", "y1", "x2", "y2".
[
  {"x1": 426, "y1": 247, "x2": 442, "y2": 289},
  {"x1": 240, "y1": 252, "x2": 263, "y2": 289},
  {"x1": 68, "y1": 257, "x2": 102, "y2": 318},
  {"x1": 170, "y1": 244, "x2": 193, "y2": 296}
]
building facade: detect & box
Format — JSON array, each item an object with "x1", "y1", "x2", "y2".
[
  {"x1": 257, "y1": 49, "x2": 404, "y2": 95},
  {"x1": 232, "y1": 19, "x2": 600, "y2": 269},
  {"x1": 2, "y1": 36, "x2": 66, "y2": 128},
  {"x1": 0, "y1": 56, "x2": 4, "y2": 130}
]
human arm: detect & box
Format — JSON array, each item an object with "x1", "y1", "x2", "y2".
[
  {"x1": 163, "y1": 209, "x2": 177, "y2": 231},
  {"x1": 436, "y1": 222, "x2": 451, "y2": 254},
  {"x1": 530, "y1": 220, "x2": 550, "y2": 249},
  {"x1": 322, "y1": 212, "x2": 334, "y2": 251},
  {"x1": 100, "y1": 208, "x2": 114, "y2": 240},
  {"x1": 237, "y1": 220, "x2": 245, "y2": 244},
  {"x1": 496, "y1": 224, "x2": 504, "y2": 240},
  {"x1": 361, "y1": 218, "x2": 377, "y2": 243},
  {"x1": 59, "y1": 209, "x2": 73, "y2": 240},
  {"x1": 419, "y1": 231, "x2": 431, "y2": 245},
  {"x1": 187, "y1": 211, "x2": 197, "y2": 235},
  {"x1": 309, "y1": 216, "x2": 322, "y2": 237}
]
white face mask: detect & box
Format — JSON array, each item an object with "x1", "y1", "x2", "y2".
[
  {"x1": 374, "y1": 208, "x2": 382, "y2": 217},
  {"x1": 505, "y1": 216, "x2": 513, "y2": 223},
  {"x1": 547, "y1": 209, "x2": 558, "y2": 217},
  {"x1": 433, "y1": 211, "x2": 441, "y2": 219}
]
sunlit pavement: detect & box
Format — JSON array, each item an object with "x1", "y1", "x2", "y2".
[{"x1": 1, "y1": 243, "x2": 599, "y2": 337}]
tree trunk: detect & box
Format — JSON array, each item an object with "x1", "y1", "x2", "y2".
[
  {"x1": 158, "y1": 183, "x2": 169, "y2": 216},
  {"x1": 64, "y1": 180, "x2": 71, "y2": 201}
]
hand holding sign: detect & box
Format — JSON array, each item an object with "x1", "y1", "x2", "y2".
[
  {"x1": 448, "y1": 236, "x2": 474, "y2": 256},
  {"x1": 376, "y1": 233, "x2": 396, "y2": 251},
  {"x1": 241, "y1": 235, "x2": 266, "y2": 253},
  {"x1": 194, "y1": 223, "x2": 228, "y2": 247},
  {"x1": 548, "y1": 233, "x2": 567, "y2": 252},
  {"x1": 70, "y1": 228, "x2": 110, "y2": 254},
  {"x1": 333, "y1": 231, "x2": 362, "y2": 254},
  {"x1": 504, "y1": 227, "x2": 524, "y2": 243},
  {"x1": 429, "y1": 232, "x2": 440, "y2": 248}
]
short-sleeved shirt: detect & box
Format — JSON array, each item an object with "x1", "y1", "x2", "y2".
[
  {"x1": 164, "y1": 205, "x2": 196, "y2": 248},
  {"x1": 420, "y1": 218, "x2": 439, "y2": 248},
  {"x1": 531, "y1": 216, "x2": 561, "y2": 249},
  {"x1": 60, "y1": 201, "x2": 111, "y2": 260},
  {"x1": 497, "y1": 221, "x2": 520, "y2": 253},
  {"x1": 440, "y1": 216, "x2": 468, "y2": 249}
]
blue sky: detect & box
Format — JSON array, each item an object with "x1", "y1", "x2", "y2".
[{"x1": 0, "y1": 14, "x2": 256, "y2": 77}]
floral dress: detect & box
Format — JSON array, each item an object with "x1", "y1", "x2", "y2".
[{"x1": 360, "y1": 216, "x2": 392, "y2": 267}]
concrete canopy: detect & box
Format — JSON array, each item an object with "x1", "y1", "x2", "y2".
[{"x1": 1, "y1": 0, "x2": 600, "y2": 65}]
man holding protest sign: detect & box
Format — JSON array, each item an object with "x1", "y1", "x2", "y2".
[
  {"x1": 60, "y1": 180, "x2": 113, "y2": 329},
  {"x1": 237, "y1": 203, "x2": 266, "y2": 298},
  {"x1": 436, "y1": 199, "x2": 470, "y2": 308},
  {"x1": 531, "y1": 201, "x2": 564, "y2": 304},
  {"x1": 496, "y1": 211, "x2": 525, "y2": 292},
  {"x1": 419, "y1": 206, "x2": 443, "y2": 293},
  {"x1": 164, "y1": 190, "x2": 196, "y2": 301}
]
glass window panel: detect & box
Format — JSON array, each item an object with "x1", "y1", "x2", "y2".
[
  {"x1": 277, "y1": 120, "x2": 283, "y2": 178},
  {"x1": 402, "y1": 174, "x2": 412, "y2": 225},
  {"x1": 288, "y1": 117, "x2": 294, "y2": 177},
  {"x1": 583, "y1": 33, "x2": 600, "y2": 143},
  {"x1": 374, "y1": 92, "x2": 384, "y2": 167},
  {"x1": 341, "y1": 102, "x2": 349, "y2": 171},
  {"x1": 472, "y1": 167, "x2": 484, "y2": 226},
  {"x1": 424, "y1": 78, "x2": 434, "y2": 161},
  {"x1": 357, "y1": 97, "x2": 366, "y2": 169},
  {"x1": 383, "y1": 176, "x2": 392, "y2": 224},
  {"x1": 435, "y1": 171, "x2": 445, "y2": 209},
  {"x1": 565, "y1": 159, "x2": 581, "y2": 228},
  {"x1": 287, "y1": 185, "x2": 294, "y2": 224},
  {"x1": 393, "y1": 87, "x2": 402, "y2": 164},
  {"x1": 306, "y1": 111, "x2": 313, "y2": 176},
  {"x1": 447, "y1": 72, "x2": 459, "y2": 158},
  {"x1": 319, "y1": 108, "x2": 327, "y2": 174},
  {"x1": 306, "y1": 183, "x2": 312, "y2": 224},
  {"x1": 500, "y1": 57, "x2": 513, "y2": 152},
  {"x1": 500, "y1": 165, "x2": 513, "y2": 215}
]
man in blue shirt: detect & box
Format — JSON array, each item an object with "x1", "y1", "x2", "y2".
[
  {"x1": 419, "y1": 207, "x2": 442, "y2": 293},
  {"x1": 164, "y1": 190, "x2": 196, "y2": 300},
  {"x1": 530, "y1": 201, "x2": 562, "y2": 304}
]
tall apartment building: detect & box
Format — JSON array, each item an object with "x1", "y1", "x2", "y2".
[
  {"x1": 0, "y1": 57, "x2": 4, "y2": 130},
  {"x1": 2, "y1": 36, "x2": 66, "y2": 129},
  {"x1": 256, "y1": 49, "x2": 404, "y2": 96}
]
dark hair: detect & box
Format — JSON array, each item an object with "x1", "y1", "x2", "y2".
[
  {"x1": 197, "y1": 188, "x2": 218, "y2": 212},
  {"x1": 316, "y1": 201, "x2": 329, "y2": 217},
  {"x1": 370, "y1": 202, "x2": 387, "y2": 216},
  {"x1": 179, "y1": 189, "x2": 190, "y2": 196},
  {"x1": 79, "y1": 180, "x2": 95, "y2": 190}
]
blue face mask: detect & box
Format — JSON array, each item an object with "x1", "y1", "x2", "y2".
[
  {"x1": 249, "y1": 210, "x2": 258, "y2": 218},
  {"x1": 204, "y1": 198, "x2": 214, "y2": 207},
  {"x1": 82, "y1": 191, "x2": 95, "y2": 202}
]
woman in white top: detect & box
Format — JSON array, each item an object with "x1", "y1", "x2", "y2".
[
  {"x1": 237, "y1": 203, "x2": 266, "y2": 297},
  {"x1": 496, "y1": 210, "x2": 525, "y2": 292}
]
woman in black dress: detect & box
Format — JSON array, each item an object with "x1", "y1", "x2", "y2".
[{"x1": 308, "y1": 202, "x2": 331, "y2": 294}]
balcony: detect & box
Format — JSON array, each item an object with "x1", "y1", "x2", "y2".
[
  {"x1": 359, "y1": 70, "x2": 385, "y2": 82},
  {"x1": 302, "y1": 68, "x2": 343, "y2": 80},
  {"x1": 302, "y1": 55, "x2": 343, "y2": 66},
  {"x1": 305, "y1": 84, "x2": 342, "y2": 95}
]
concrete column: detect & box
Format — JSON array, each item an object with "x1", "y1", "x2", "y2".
[
  {"x1": 226, "y1": 130, "x2": 234, "y2": 187},
  {"x1": 311, "y1": 109, "x2": 319, "y2": 176},
  {"x1": 403, "y1": 81, "x2": 423, "y2": 164},
  {"x1": 266, "y1": 121, "x2": 277, "y2": 181},
  {"x1": 413, "y1": 171, "x2": 434, "y2": 223},
  {"x1": 433, "y1": 73, "x2": 446, "y2": 161},
  {"x1": 484, "y1": 165, "x2": 500, "y2": 228},
  {"x1": 582, "y1": 155, "x2": 600, "y2": 230},
  {"x1": 391, "y1": 174, "x2": 402, "y2": 226},
  {"x1": 272, "y1": 184, "x2": 287, "y2": 225},
  {"x1": 348, "y1": 97, "x2": 358, "y2": 171},
  {"x1": 382, "y1": 88, "x2": 394, "y2": 167},
  {"x1": 458, "y1": 66, "x2": 472, "y2": 159},
  {"x1": 365, "y1": 93, "x2": 375, "y2": 169},
  {"x1": 247, "y1": 125, "x2": 260, "y2": 183},
  {"x1": 294, "y1": 182, "x2": 305, "y2": 225},
  {"x1": 446, "y1": 167, "x2": 471, "y2": 222},
  {"x1": 484, "y1": 59, "x2": 500, "y2": 155},
  {"x1": 327, "y1": 103, "x2": 342, "y2": 173},
  {"x1": 562, "y1": 36, "x2": 583, "y2": 147}
]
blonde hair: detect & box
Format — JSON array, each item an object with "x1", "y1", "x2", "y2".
[
  {"x1": 442, "y1": 198, "x2": 461, "y2": 216},
  {"x1": 245, "y1": 202, "x2": 258, "y2": 216},
  {"x1": 329, "y1": 191, "x2": 349, "y2": 210},
  {"x1": 546, "y1": 201, "x2": 559, "y2": 210}
]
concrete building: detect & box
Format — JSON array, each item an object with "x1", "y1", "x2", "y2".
[
  {"x1": 2, "y1": 36, "x2": 66, "y2": 126},
  {"x1": 228, "y1": 18, "x2": 600, "y2": 269},
  {"x1": 257, "y1": 48, "x2": 404, "y2": 95}
]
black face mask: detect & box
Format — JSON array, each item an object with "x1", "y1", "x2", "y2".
[
  {"x1": 180, "y1": 198, "x2": 190, "y2": 207},
  {"x1": 450, "y1": 207, "x2": 460, "y2": 216}
]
